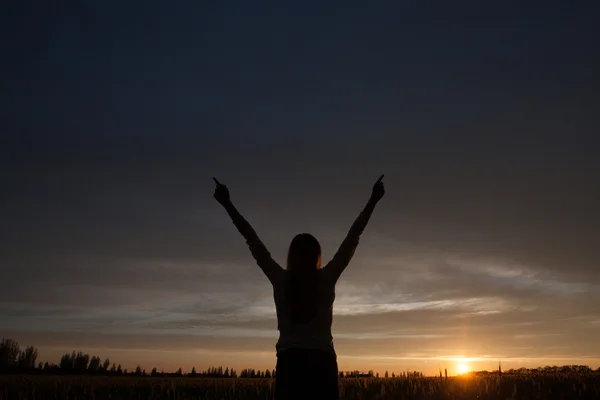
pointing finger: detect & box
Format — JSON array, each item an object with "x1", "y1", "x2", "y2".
[
  {"x1": 377, "y1": 174, "x2": 384, "y2": 183},
  {"x1": 213, "y1": 177, "x2": 221, "y2": 185}
]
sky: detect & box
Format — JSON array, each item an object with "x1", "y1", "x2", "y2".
[{"x1": 1, "y1": 1, "x2": 599, "y2": 375}]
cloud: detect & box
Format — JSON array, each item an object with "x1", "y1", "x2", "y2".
[
  {"x1": 2, "y1": 243, "x2": 598, "y2": 343},
  {"x1": 1, "y1": 143, "x2": 599, "y2": 373}
]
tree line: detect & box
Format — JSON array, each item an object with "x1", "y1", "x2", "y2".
[
  {"x1": 0, "y1": 338, "x2": 38, "y2": 372},
  {"x1": 3, "y1": 338, "x2": 599, "y2": 377},
  {"x1": 474, "y1": 365, "x2": 598, "y2": 376},
  {"x1": 1, "y1": 338, "x2": 427, "y2": 378},
  {"x1": 0, "y1": 337, "x2": 275, "y2": 377},
  {"x1": 339, "y1": 370, "x2": 424, "y2": 378}
]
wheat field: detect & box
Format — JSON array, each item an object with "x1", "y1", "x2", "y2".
[{"x1": 1, "y1": 374, "x2": 599, "y2": 400}]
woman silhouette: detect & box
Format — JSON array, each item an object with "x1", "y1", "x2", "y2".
[{"x1": 213, "y1": 175, "x2": 385, "y2": 400}]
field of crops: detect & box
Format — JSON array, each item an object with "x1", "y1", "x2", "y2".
[{"x1": 1, "y1": 374, "x2": 599, "y2": 400}]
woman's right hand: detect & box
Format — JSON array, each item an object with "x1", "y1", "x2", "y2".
[
  {"x1": 213, "y1": 177, "x2": 231, "y2": 205},
  {"x1": 371, "y1": 174, "x2": 385, "y2": 202}
]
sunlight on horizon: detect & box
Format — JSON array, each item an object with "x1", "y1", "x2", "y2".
[{"x1": 457, "y1": 362, "x2": 471, "y2": 375}]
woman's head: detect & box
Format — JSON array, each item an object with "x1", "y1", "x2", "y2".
[{"x1": 286, "y1": 233, "x2": 322, "y2": 272}]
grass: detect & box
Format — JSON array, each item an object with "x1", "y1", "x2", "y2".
[{"x1": 1, "y1": 374, "x2": 599, "y2": 399}]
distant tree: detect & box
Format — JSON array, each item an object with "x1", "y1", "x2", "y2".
[
  {"x1": 224, "y1": 367, "x2": 229, "y2": 377},
  {"x1": 135, "y1": 365, "x2": 142, "y2": 376},
  {"x1": 265, "y1": 369, "x2": 271, "y2": 378},
  {"x1": 110, "y1": 363, "x2": 117, "y2": 373},
  {"x1": 376, "y1": 372, "x2": 379, "y2": 378},
  {"x1": 578, "y1": 365, "x2": 592, "y2": 373},
  {"x1": 102, "y1": 358, "x2": 111, "y2": 371},
  {"x1": 88, "y1": 356, "x2": 101, "y2": 372},
  {"x1": 116, "y1": 364, "x2": 123, "y2": 375},
  {"x1": 176, "y1": 367, "x2": 182, "y2": 376},
  {"x1": 151, "y1": 367, "x2": 158, "y2": 377},
  {"x1": 73, "y1": 352, "x2": 90, "y2": 372},
  {"x1": 60, "y1": 352, "x2": 75, "y2": 371},
  {"x1": 0, "y1": 338, "x2": 20, "y2": 370},
  {"x1": 385, "y1": 370, "x2": 389, "y2": 378},
  {"x1": 38, "y1": 362, "x2": 43, "y2": 370},
  {"x1": 18, "y1": 345, "x2": 38, "y2": 369},
  {"x1": 190, "y1": 367, "x2": 197, "y2": 377},
  {"x1": 392, "y1": 372, "x2": 395, "y2": 378}
]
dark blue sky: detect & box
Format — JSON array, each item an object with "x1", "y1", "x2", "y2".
[{"x1": 1, "y1": 1, "x2": 599, "y2": 373}]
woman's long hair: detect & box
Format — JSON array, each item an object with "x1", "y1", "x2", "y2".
[{"x1": 285, "y1": 233, "x2": 321, "y2": 323}]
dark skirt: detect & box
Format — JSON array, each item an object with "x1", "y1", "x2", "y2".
[{"x1": 275, "y1": 348, "x2": 340, "y2": 400}]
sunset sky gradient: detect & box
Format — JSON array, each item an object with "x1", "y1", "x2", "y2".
[{"x1": 1, "y1": 1, "x2": 599, "y2": 375}]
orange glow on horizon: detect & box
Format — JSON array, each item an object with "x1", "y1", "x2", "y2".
[{"x1": 457, "y1": 362, "x2": 470, "y2": 375}]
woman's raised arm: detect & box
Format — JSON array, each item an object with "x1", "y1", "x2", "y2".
[
  {"x1": 213, "y1": 177, "x2": 283, "y2": 284},
  {"x1": 323, "y1": 175, "x2": 385, "y2": 283}
]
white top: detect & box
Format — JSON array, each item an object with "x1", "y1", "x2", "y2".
[{"x1": 223, "y1": 199, "x2": 376, "y2": 357}]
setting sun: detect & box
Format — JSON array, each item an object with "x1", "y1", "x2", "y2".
[{"x1": 457, "y1": 363, "x2": 470, "y2": 375}]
